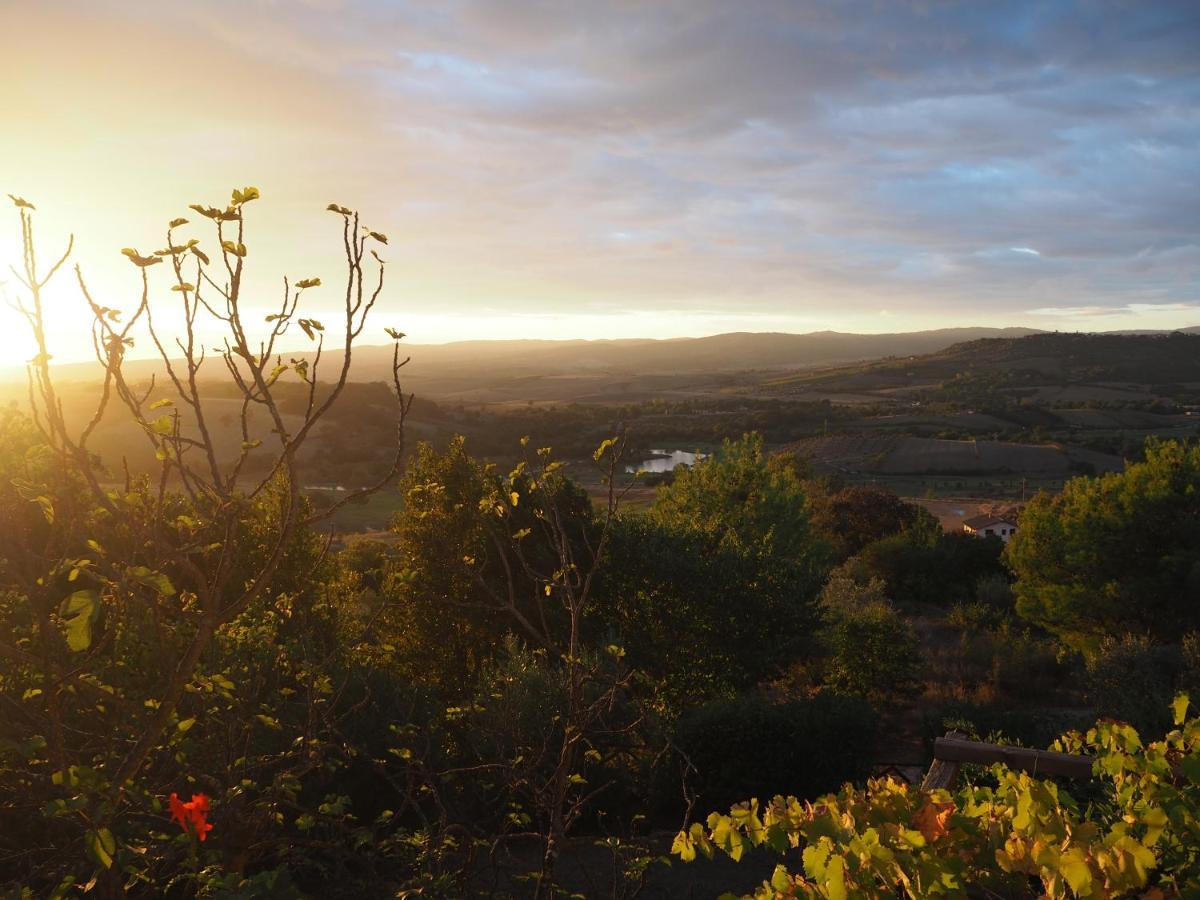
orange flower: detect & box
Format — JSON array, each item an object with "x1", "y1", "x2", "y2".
[
  {"x1": 912, "y1": 798, "x2": 954, "y2": 842},
  {"x1": 169, "y1": 792, "x2": 213, "y2": 841}
]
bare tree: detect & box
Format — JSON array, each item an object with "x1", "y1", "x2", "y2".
[
  {"x1": 467, "y1": 435, "x2": 644, "y2": 896},
  {"x1": 2, "y1": 189, "x2": 409, "y2": 815}
]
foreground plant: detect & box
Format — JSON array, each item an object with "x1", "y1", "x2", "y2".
[
  {"x1": 674, "y1": 695, "x2": 1200, "y2": 898},
  {"x1": 1, "y1": 190, "x2": 409, "y2": 893}
]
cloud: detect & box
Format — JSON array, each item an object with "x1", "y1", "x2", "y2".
[
  {"x1": 1028, "y1": 302, "x2": 1200, "y2": 318},
  {"x1": 1, "y1": 0, "x2": 1198, "y2": 359}
]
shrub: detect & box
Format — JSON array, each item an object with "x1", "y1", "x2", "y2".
[
  {"x1": 677, "y1": 696, "x2": 1200, "y2": 898},
  {"x1": 923, "y1": 700, "x2": 1092, "y2": 751},
  {"x1": 668, "y1": 693, "x2": 878, "y2": 813},
  {"x1": 1086, "y1": 634, "x2": 1185, "y2": 737},
  {"x1": 818, "y1": 573, "x2": 921, "y2": 702}
]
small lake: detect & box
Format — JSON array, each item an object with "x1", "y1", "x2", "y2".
[{"x1": 626, "y1": 449, "x2": 704, "y2": 474}]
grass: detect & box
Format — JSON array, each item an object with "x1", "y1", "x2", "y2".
[
  {"x1": 837, "y1": 472, "x2": 1065, "y2": 499},
  {"x1": 312, "y1": 489, "x2": 405, "y2": 533}
]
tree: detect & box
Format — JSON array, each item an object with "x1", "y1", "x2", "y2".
[
  {"x1": 0, "y1": 190, "x2": 409, "y2": 894},
  {"x1": 651, "y1": 432, "x2": 825, "y2": 564},
  {"x1": 1008, "y1": 439, "x2": 1200, "y2": 647},
  {"x1": 809, "y1": 485, "x2": 929, "y2": 561},
  {"x1": 853, "y1": 515, "x2": 1006, "y2": 607},
  {"x1": 382, "y1": 435, "x2": 599, "y2": 690},
  {"x1": 620, "y1": 433, "x2": 827, "y2": 711},
  {"x1": 817, "y1": 570, "x2": 921, "y2": 701},
  {"x1": 383, "y1": 433, "x2": 636, "y2": 895},
  {"x1": 598, "y1": 516, "x2": 821, "y2": 711}
]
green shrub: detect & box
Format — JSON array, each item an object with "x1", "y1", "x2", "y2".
[
  {"x1": 1086, "y1": 634, "x2": 1185, "y2": 737},
  {"x1": 668, "y1": 693, "x2": 877, "y2": 813},
  {"x1": 923, "y1": 700, "x2": 1092, "y2": 750},
  {"x1": 818, "y1": 575, "x2": 921, "y2": 702}
]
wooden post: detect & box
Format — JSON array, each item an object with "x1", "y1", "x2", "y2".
[{"x1": 921, "y1": 731, "x2": 966, "y2": 790}]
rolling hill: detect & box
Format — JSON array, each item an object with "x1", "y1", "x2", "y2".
[
  {"x1": 768, "y1": 331, "x2": 1200, "y2": 395},
  {"x1": 2, "y1": 327, "x2": 1043, "y2": 396}
]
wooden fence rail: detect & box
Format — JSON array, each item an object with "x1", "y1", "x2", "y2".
[{"x1": 921, "y1": 732, "x2": 1095, "y2": 790}]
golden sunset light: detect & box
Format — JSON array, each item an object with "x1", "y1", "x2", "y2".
[
  {"x1": 5, "y1": 0, "x2": 1199, "y2": 369},
  {"x1": 3, "y1": 4, "x2": 1199, "y2": 897}
]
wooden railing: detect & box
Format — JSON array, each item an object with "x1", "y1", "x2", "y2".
[{"x1": 921, "y1": 732, "x2": 1094, "y2": 790}]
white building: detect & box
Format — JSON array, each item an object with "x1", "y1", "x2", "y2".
[{"x1": 963, "y1": 514, "x2": 1018, "y2": 543}]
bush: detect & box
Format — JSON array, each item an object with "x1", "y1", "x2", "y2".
[
  {"x1": 923, "y1": 700, "x2": 1092, "y2": 751},
  {"x1": 677, "y1": 696, "x2": 1200, "y2": 897},
  {"x1": 818, "y1": 572, "x2": 921, "y2": 702},
  {"x1": 668, "y1": 693, "x2": 877, "y2": 813},
  {"x1": 1086, "y1": 635, "x2": 1187, "y2": 737}
]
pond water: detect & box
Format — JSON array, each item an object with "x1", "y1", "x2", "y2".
[{"x1": 626, "y1": 449, "x2": 704, "y2": 474}]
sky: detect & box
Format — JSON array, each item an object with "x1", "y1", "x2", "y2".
[{"x1": 1, "y1": 0, "x2": 1198, "y2": 363}]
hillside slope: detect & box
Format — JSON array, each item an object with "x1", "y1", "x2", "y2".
[{"x1": 770, "y1": 331, "x2": 1200, "y2": 394}]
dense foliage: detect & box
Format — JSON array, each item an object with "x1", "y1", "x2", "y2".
[
  {"x1": 5, "y1": 192, "x2": 1200, "y2": 898},
  {"x1": 677, "y1": 696, "x2": 1200, "y2": 897},
  {"x1": 1009, "y1": 439, "x2": 1200, "y2": 647}
]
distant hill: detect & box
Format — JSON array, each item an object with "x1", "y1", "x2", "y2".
[
  {"x1": 374, "y1": 327, "x2": 1047, "y2": 377},
  {"x1": 783, "y1": 433, "x2": 1123, "y2": 477},
  {"x1": 904, "y1": 331, "x2": 1200, "y2": 383},
  {"x1": 10, "y1": 327, "x2": 1200, "y2": 407},
  {"x1": 5, "y1": 327, "x2": 1043, "y2": 395},
  {"x1": 771, "y1": 331, "x2": 1200, "y2": 393}
]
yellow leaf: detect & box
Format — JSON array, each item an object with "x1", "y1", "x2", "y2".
[{"x1": 1173, "y1": 693, "x2": 1190, "y2": 726}]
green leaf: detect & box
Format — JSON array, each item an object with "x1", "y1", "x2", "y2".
[
  {"x1": 1059, "y1": 849, "x2": 1092, "y2": 894},
  {"x1": 84, "y1": 828, "x2": 116, "y2": 869},
  {"x1": 149, "y1": 398, "x2": 173, "y2": 410},
  {"x1": 770, "y1": 865, "x2": 792, "y2": 892},
  {"x1": 1173, "y1": 693, "x2": 1190, "y2": 726},
  {"x1": 168, "y1": 217, "x2": 188, "y2": 228},
  {"x1": 177, "y1": 717, "x2": 196, "y2": 733},
  {"x1": 824, "y1": 855, "x2": 847, "y2": 900},
  {"x1": 128, "y1": 566, "x2": 176, "y2": 596},
  {"x1": 60, "y1": 590, "x2": 100, "y2": 652},
  {"x1": 368, "y1": 230, "x2": 388, "y2": 244},
  {"x1": 803, "y1": 841, "x2": 831, "y2": 880},
  {"x1": 8, "y1": 194, "x2": 35, "y2": 210},
  {"x1": 295, "y1": 277, "x2": 321, "y2": 289}
]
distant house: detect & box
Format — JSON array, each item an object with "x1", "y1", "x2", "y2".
[{"x1": 963, "y1": 514, "x2": 1019, "y2": 543}]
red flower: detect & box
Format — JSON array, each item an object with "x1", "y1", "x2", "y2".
[{"x1": 168, "y1": 792, "x2": 213, "y2": 841}]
